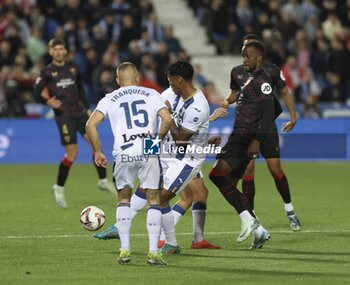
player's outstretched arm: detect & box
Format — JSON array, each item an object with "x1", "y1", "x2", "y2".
[
  {"x1": 209, "y1": 107, "x2": 228, "y2": 122},
  {"x1": 158, "y1": 108, "x2": 172, "y2": 140},
  {"x1": 280, "y1": 86, "x2": 297, "y2": 132},
  {"x1": 221, "y1": 89, "x2": 239, "y2": 109},
  {"x1": 86, "y1": 111, "x2": 107, "y2": 167},
  {"x1": 208, "y1": 136, "x2": 221, "y2": 145}
]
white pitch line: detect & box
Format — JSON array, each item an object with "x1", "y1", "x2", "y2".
[{"x1": 0, "y1": 229, "x2": 349, "y2": 240}]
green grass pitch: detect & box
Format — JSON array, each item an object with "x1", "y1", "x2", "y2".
[{"x1": 1, "y1": 162, "x2": 349, "y2": 285}]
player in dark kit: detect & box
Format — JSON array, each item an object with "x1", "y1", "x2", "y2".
[
  {"x1": 231, "y1": 34, "x2": 301, "y2": 231},
  {"x1": 34, "y1": 38, "x2": 115, "y2": 208},
  {"x1": 209, "y1": 41, "x2": 273, "y2": 249}
]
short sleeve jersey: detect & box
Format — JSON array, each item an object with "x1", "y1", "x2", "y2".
[
  {"x1": 230, "y1": 67, "x2": 275, "y2": 133},
  {"x1": 229, "y1": 62, "x2": 286, "y2": 132},
  {"x1": 165, "y1": 89, "x2": 210, "y2": 160},
  {"x1": 176, "y1": 91, "x2": 209, "y2": 137},
  {"x1": 35, "y1": 62, "x2": 85, "y2": 116},
  {"x1": 96, "y1": 86, "x2": 166, "y2": 156}
]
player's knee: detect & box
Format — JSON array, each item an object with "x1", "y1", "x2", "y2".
[
  {"x1": 193, "y1": 185, "x2": 208, "y2": 202},
  {"x1": 244, "y1": 166, "x2": 255, "y2": 177},
  {"x1": 209, "y1": 168, "x2": 225, "y2": 187},
  {"x1": 145, "y1": 189, "x2": 160, "y2": 205},
  {"x1": 270, "y1": 166, "x2": 283, "y2": 177},
  {"x1": 159, "y1": 189, "x2": 174, "y2": 207},
  {"x1": 66, "y1": 150, "x2": 78, "y2": 161}
]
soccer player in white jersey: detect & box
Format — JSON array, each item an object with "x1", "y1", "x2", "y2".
[
  {"x1": 157, "y1": 87, "x2": 222, "y2": 249},
  {"x1": 86, "y1": 62, "x2": 172, "y2": 265},
  {"x1": 93, "y1": 94, "x2": 227, "y2": 250},
  {"x1": 156, "y1": 60, "x2": 211, "y2": 254},
  {"x1": 92, "y1": 62, "x2": 226, "y2": 252}
]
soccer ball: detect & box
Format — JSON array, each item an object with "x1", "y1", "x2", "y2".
[{"x1": 80, "y1": 206, "x2": 105, "y2": 231}]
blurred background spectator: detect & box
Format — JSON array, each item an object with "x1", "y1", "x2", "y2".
[
  {"x1": 0, "y1": 0, "x2": 349, "y2": 118},
  {"x1": 187, "y1": 0, "x2": 350, "y2": 111}
]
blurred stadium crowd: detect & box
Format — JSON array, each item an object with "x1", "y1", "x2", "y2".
[
  {"x1": 188, "y1": 0, "x2": 350, "y2": 117},
  {"x1": 0, "y1": 0, "x2": 349, "y2": 118}
]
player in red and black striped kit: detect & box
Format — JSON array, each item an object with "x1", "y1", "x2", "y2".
[
  {"x1": 232, "y1": 34, "x2": 301, "y2": 231},
  {"x1": 34, "y1": 38, "x2": 115, "y2": 208},
  {"x1": 209, "y1": 41, "x2": 274, "y2": 249}
]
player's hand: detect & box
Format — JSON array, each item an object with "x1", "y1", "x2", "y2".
[
  {"x1": 208, "y1": 136, "x2": 221, "y2": 146},
  {"x1": 247, "y1": 139, "x2": 260, "y2": 159},
  {"x1": 86, "y1": 109, "x2": 92, "y2": 117},
  {"x1": 46, "y1": 96, "x2": 62, "y2": 109},
  {"x1": 282, "y1": 120, "x2": 296, "y2": 132},
  {"x1": 220, "y1": 100, "x2": 229, "y2": 109},
  {"x1": 94, "y1": 151, "x2": 107, "y2": 168},
  {"x1": 164, "y1": 100, "x2": 172, "y2": 113},
  {"x1": 210, "y1": 107, "x2": 228, "y2": 121}
]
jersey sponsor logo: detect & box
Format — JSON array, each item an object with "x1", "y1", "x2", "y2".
[
  {"x1": 51, "y1": 71, "x2": 58, "y2": 77},
  {"x1": 237, "y1": 74, "x2": 243, "y2": 79},
  {"x1": 57, "y1": 78, "x2": 75, "y2": 88},
  {"x1": 261, "y1": 83, "x2": 272, "y2": 94},
  {"x1": 280, "y1": 70, "x2": 286, "y2": 81},
  {"x1": 193, "y1": 117, "x2": 199, "y2": 122},
  {"x1": 123, "y1": 133, "x2": 149, "y2": 144},
  {"x1": 121, "y1": 154, "x2": 149, "y2": 163},
  {"x1": 193, "y1": 107, "x2": 201, "y2": 112}
]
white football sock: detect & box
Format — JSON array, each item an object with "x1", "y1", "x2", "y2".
[
  {"x1": 239, "y1": 210, "x2": 254, "y2": 222},
  {"x1": 147, "y1": 206, "x2": 162, "y2": 254},
  {"x1": 159, "y1": 207, "x2": 185, "y2": 241},
  {"x1": 130, "y1": 193, "x2": 147, "y2": 218},
  {"x1": 116, "y1": 203, "x2": 131, "y2": 250},
  {"x1": 192, "y1": 209, "x2": 206, "y2": 243},
  {"x1": 192, "y1": 202, "x2": 207, "y2": 243},
  {"x1": 284, "y1": 203, "x2": 294, "y2": 213},
  {"x1": 161, "y1": 205, "x2": 177, "y2": 246}
]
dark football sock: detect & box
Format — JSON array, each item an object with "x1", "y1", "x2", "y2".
[
  {"x1": 242, "y1": 175, "x2": 255, "y2": 210},
  {"x1": 209, "y1": 168, "x2": 255, "y2": 217},
  {"x1": 57, "y1": 157, "x2": 73, "y2": 187},
  {"x1": 274, "y1": 172, "x2": 291, "y2": 204},
  {"x1": 93, "y1": 154, "x2": 106, "y2": 179}
]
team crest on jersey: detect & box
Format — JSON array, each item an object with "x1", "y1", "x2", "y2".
[
  {"x1": 51, "y1": 71, "x2": 58, "y2": 77},
  {"x1": 70, "y1": 68, "x2": 76, "y2": 75},
  {"x1": 237, "y1": 74, "x2": 243, "y2": 79},
  {"x1": 261, "y1": 83, "x2": 272, "y2": 94}
]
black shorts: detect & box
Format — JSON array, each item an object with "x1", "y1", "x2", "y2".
[
  {"x1": 216, "y1": 132, "x2": 253, "y2": 179},
  {"x1": 260, "y1": 123, "x2": 280, "y2": 158},
  {"x1": 55, "y1": 114, "x2": 89, "y2": 145}
]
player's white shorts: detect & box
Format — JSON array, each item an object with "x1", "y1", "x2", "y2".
[
  {"x1": 113, "y1": 144, "x2": 161, "y2": 190},
  {"x1": 162, "y1": 157, "x2": 205, "y2": 195}
]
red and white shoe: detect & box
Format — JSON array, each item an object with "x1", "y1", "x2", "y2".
[
  {"x1": 158, "y1": 239, "x2": 165, "y2": 248},
  {"x1": 191, "y1": 240, "x2": 221, "y2": 249}
]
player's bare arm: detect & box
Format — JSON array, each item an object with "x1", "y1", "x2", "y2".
[
  {"x1": 46, "y1": 96, "x2": 62, "y2": 109},
  {"x1": 157, "y1": 107, "x2": 172, "y2": 140},
  {"x1": 208, "y1": 136, "x2": 221, "y2": 145},
  {"x1": 85, "y1": 111, "x2": 107, "y2": 168},
  {"x1": 280, "y1": 86, "x2": 297, "y2": 132},
  {"x1": 221, "y1": 89, "x2": 239, "y2": 108},
  {"x1": 169, "y1": 120, "x2": 194, "y2": 147},
  {"x1": 209, "y1": 107, "x2": 228, "y2": 122}
]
